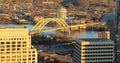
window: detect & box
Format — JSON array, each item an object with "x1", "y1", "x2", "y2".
[
  {"x1": 12, "y1": 45, "x2": 15, "y2": 47},
  {"x1": 33, "y1": 51, "x2": 35, "y2": 53},
  {"x1": 32, "y1": 58, "x2": 35, "y2": 60},
  {"x1": 6, "y1": 45, "x2": 10, "y2": 47},
  {"x1": 12, "y1": 42, "x2": 15, "y2": 44},
  {"x1": 29, "y1": 37, "x2": 31, "y2": 39},
  {"x1": 6, "y1": 52, "x2": 10, "y2": 54},
  {"x1": 29, "y1": 51, "x2": 31, "y2": 53},
  {"x1": 17, "y1": 45, "x2": 21, "y2": 47},
  {"x1": 1, "y1": 49, "x2": 4, "y2": 51},
  {"x1": 23, "y1": 42, "x2": 26, "y2": 44},
  {"x1": 32, "y1": 55, "x2": 35, "y2": 57},
  {"x1": 32, "y1": 61, "x2": 35, "y2": 63},
  {"x1": 23, "y1": 51, "x2": 26, "y2": 53},
  {"x1": 1, "y1": 42, "x2": 4, "y2": 44},
  {"x1": 6, "y1": 42, "x2": 10, "y2": 44},
  {"x1": 6, "y1": 56, "x2": 10, "y2": 58},
  {"x1": 17, "y1": 48, "x2": 20, "y2": 50},
  {"x1": 17, "y1": 42, "x2": 21, "y2": 44},
  {"x1": 28, "y1": 58, "x2": 31, "y2": 60},
  {"x1": 12, "y1": 48, "x2": 15, "y2": 50},
  {"x1": 12, "y1": 59, "x2": 15, "y2": 61},
  {"x1": 23, "y1": 58, "x2": 26, "y2": 61}
]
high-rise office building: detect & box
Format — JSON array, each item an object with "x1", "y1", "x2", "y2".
[
  {"x1": 57, "y1": 8, "x2": 67, "y2": 20},
  {"x1": 115, "y1": 0, "x2": 120, "y2": 63},
  {"x1": 73, "y1": 39, "x2": 114, "y2": 63},
  {"x1": 115, "y1": 0, "x2": 120, "y2": 43},
  {"x1": 98, "y1": 31, "x2": 110, "y2": 39},
  {"x1": 0, "y1": 28, "x2": 37, "y2": 63}
]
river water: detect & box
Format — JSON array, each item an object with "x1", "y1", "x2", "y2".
[{"x1": 0, "y1": 24, "x2": 98, "y2": 39}]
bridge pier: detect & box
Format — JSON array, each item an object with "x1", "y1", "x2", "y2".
[
  {"x1": 60, "y1": 28, "x2": 70, "y2": 32},
  {"x1": 79, "y1": 25, "x2": 87, "y2": 29},
  {"x1": 70, "y1": 26, "x2": 79, "y2": 31}
]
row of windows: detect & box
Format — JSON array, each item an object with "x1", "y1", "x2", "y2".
[
  {"x1": 73, "y1": 56, "x2": 80, "y2": 63},
  {"x1": 73, "y1": 58, "x2": 80, "y2": 63},
  {"x1": 82, "y1": 58, "x2": 113, "y2": 60},
  {"x1": 75, "y1": 44, "x2": 81, "y2": 48},
  {"x1": 82, "y1": 51, "x2": 113, "y2": 54},
  {"x1": 82, "y1": 54, "x2": 113, "y2": 57},
  {"x1": 0, "y1": 41, "x2": 27, "y2": 44},
  {"x1": 0, "y1": 59, "x2": 35, "y2": 63},
  {"x1": 0, "y1": 45, "x2": 27, "y2": 49},
  {"x1": 0, "y1": 48, "x2": 26, "y2": 51},
  {"x1": 75, "y1": 47, "x2": 81, "y2": 51},
  {"x1": 82, "y1": 48, "x2": 113, "y2": 50},
  {"x1": 0, "y1": 37, "x2": 30, "y2": 41},
  {"x1": 73, "y1": 52, "x2": 81, "y2": 59},
  {"x1": 0, "y1": 61, "x2": 36, "y2": 63},
  {"x1": 6, "y1": 45, "x2": 27, "y2": 47},
  {"x1": 76, "y1": 43, "x2": 81, "y2": 46},
  {"x1": 0, "y1": 55, "x2": 36, "y2": 59},
  {"x1": 0, "y1": 49, "x2": 35, "y2": 53},
  {"x1": 84, "y1": 61, "x2": 113, "y2": 63},
  {"x1": 1, "y1": 58, "x2": 35, "y2": 60},
  {"x1": 5, "y1": 51, "x2": 27, "y2": 54},
  {"x1": 83, "y1": 44, "x2": 113, "y2": 47},
  {"x1": 74, "y1": 50, "x2": 80, "y2": 55}
]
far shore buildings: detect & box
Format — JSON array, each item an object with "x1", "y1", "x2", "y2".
[
  {"x1": 73, "y1": 39, "x2": 114, "y2": 63},
  {"x1": 98, "y1": 31, "x2": 110, "y2": 39},
  {"x1": 0, "y1": 28, "x2": 37, "y2": 63}
]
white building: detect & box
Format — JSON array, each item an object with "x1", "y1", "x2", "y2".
[
  {"x1": 0, "y1": 28, "x2": 37, "y2": 63},
  {"x1": 42, "y1": 0, "x2": 54, "y2": 4},
  {"x1": 73, "y1": 39, "x2": 114, "y2": 63},
  {"x1": 57, "y1": 8, "x2": 67, "y2": 20}
]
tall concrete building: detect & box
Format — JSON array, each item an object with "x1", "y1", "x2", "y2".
[
  {"x1": 98, "y1": 31, "x2": 110, "y2": 39},
  {"x1": 73, "y1": 39, "x2": 114, "y2": 63},
  {"x1": 115, "y1": 0, "x2": 120, "y2": 43},
  {"x1": 0, "y1": 28, "x2": 37, "y2": 63},
  {"x1": 57, "y1": 8, "x2": 67, "y2": 20},
  {"x1": 115, "y1": 0, "x2": 120, "y2": 63}
]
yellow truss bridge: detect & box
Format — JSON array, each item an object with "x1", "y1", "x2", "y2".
[{"x1": 31, "y1": 18, "x2": 105, "y2": 34}]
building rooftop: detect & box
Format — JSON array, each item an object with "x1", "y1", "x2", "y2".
[
  {"x1": 77, "y1": 38, "x2": 113, "y2": 42},
  {"x1": 0, "y1": 27, "x2": 29, "y2": 36}
]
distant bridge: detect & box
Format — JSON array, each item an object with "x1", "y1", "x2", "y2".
[{"x1": 31, "y1": 18, "x2": 105, "y2": 34}]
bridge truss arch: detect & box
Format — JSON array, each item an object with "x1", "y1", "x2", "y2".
[{"x1": 32, "y1": 18, "x2": 69, "y2": 33}]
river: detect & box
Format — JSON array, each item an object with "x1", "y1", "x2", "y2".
[{"x1": 0, "y1": 24, "x2": 98, "y2": 39}]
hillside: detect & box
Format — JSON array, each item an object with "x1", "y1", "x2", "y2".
[{"x1": 0, "y1": 0, "x2": 116, "y2": 24}]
